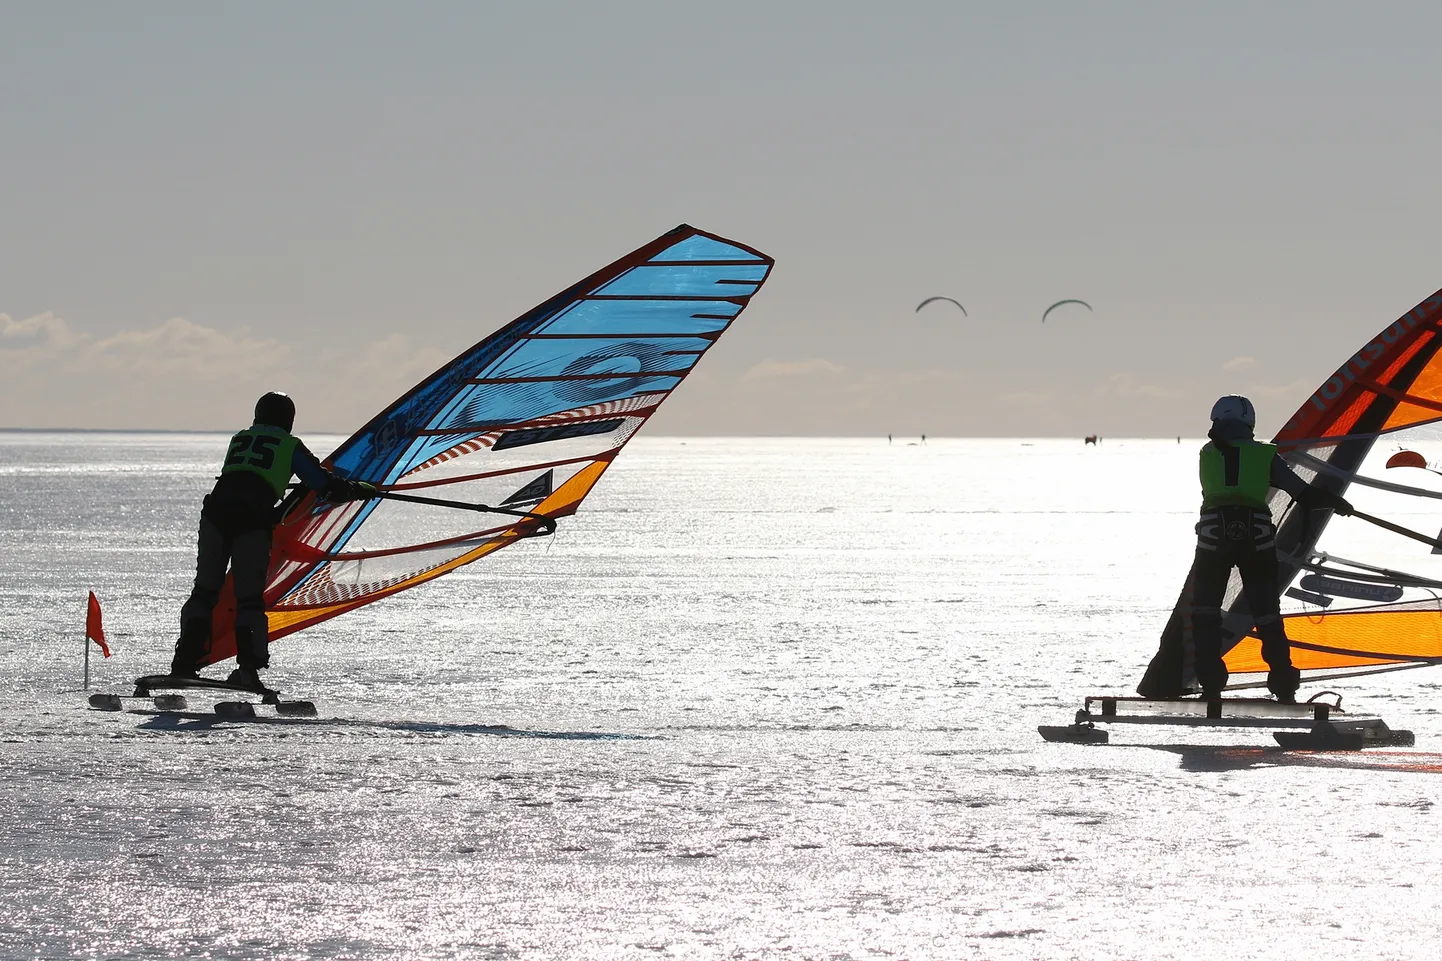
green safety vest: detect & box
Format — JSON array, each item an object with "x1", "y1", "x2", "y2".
[
  {"x1": 220, "y1": 425, "x2": 301, "y2": 500},
  {"x1": 1199, "y1": 440, "x2": 1275, "y2": 509}
]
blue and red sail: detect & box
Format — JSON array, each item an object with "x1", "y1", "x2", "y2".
[{"x1": 198, "y1": 225, "x2": 773, "y2": 665}]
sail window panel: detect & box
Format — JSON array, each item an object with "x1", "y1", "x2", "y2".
[
  {"x1": 427, "y1": 382, "x2": 567, "y2": 437},
  {"x1": 327, "y1": 340, "x2": 538, "y2": 478},
  {"x1": 480, "y1": 335, "x2": 715, "y2": 381},
  {"x1": 398, "y1": 446, "x2": 601, "y2": 489},
  {"x1": 538, "y1": 299, "x2": 740, "y2": 336},
  {"x1": 325, "y1": 542, "x2": 488, "y2": 590},
  {"x1": 394, "y1": 424, "x2": 638, "y2": 486},
  {"x1": 491, "y1": 417, "x2": 633, "y2": 453},
  {"x1": 387, "y1": 431, "x2": 477, "y2": 479},
  {"x1": 653, "y1": 234, "x2": 767, "y2": 262},
  {"x1": 340, "y1": 467, "x2": 591, "y2": 554},
  {"x1": 427, "y1": 376, "x2": 678, "y2": 438},
  {"x1": 269, "y1": 499, "x2": 369, "y2": 579},
  {"x1": 597, "y1": 263, "x2": 770, "y2": 297}
]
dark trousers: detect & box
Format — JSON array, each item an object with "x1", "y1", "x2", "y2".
[
  {"x1": 1190, "y1": 505, "x2": 1299, "y2": 698},
  {"x1": 172, "y1": 519, "x2": 273, "y2": 673}
]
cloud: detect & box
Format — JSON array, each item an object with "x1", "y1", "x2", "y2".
[
  {"x1": 653, "y1": 362, "x2": 961, "y2": 434},
  {"x1": 330, "y1": 334, "x2": 451, "y2": 385},
  {"x1": 1246, "y1": 378, "x2": 1314, "y2": 399},
  {"x1": 742, "y1": 358, "x2": 848, "y2": 380},
  {"x1": 1223, "y1": 355, "x2": 1257, "y2": 372},
  {"x1": 1094, "y1": 373, "x2": 1183, "y2": 399},
  {"x1": 89, "y1": 317, "x2": 287, "y2": 378},
  {"x1": 1, "y1": 313, "x2": 287, "y2": 378},
  {"x1": 1, "y1": 313, "x2": 296, "y2": 427},
  {"x1": 311, "y1": 334, "x2": 453, "y2": 428},
  {"x1": 0, "y1": 312, "x2": 451, "y2": 430},
  {"x1": 999, "y1": 388, "x2": 1054, "y2": 407},
  {"x1": 0, "y1": 312, "x2": 83, "y2": 352}
]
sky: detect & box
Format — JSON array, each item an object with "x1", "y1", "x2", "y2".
[{"x1": 4, "y1": 1, "x2": 1442, "y2": 437}]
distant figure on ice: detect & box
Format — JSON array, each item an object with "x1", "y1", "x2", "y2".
[
  {"x1": 1189, "y1": 395, "x2": 1352, "y2": 702},
  {"x1": 169, "y1": 392, "x2": 377, "y2": 690},
  {"x1": 887, "y1": 434, "x2": 892, "y2": 445},
  {"x1": 920, "y1": 434, "x2": 926, "y2": 445},
  {"x1": 1084, "y1": 435, "x2": 1098, "y2": 445}
]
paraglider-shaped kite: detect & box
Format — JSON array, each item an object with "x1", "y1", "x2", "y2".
[
  {"x1": 915, "y1": 296, "x2": 967, "y2": 316},
  {"x1": 1041, "y1": 299, "x2": 1092, "y2": 323}
]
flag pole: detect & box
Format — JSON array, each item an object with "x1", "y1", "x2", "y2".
[{"x1": 83, "y1": 626, "x2": 90, "y2": 691}]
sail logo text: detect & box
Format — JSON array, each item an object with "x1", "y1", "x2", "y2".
[{"x1": 1305, "y1": 295, "x2": 1442, "y2": 413}]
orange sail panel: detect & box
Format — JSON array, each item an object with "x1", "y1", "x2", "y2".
[
  {"x1": 1225, "y1": 609, "x2": 1442, "y2": 674},
  {"x1": 197, "y1": 226, "x2": 773, "y2": 666}
]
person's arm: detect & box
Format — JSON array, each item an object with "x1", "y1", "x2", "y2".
[
  {"x1": 293, "y1": 441, "x2": 376, "y2": 501},
  {"x1": 291, "y1": 442, "x2": 330, "y2": 493},
  {"x1": 1272, "y1": 455, "x2": 1352, "y2": 514}
]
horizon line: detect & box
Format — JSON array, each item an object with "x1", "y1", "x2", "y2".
[{"x1": 0, "y1": 426, "x2": 1200, "y2": 440}]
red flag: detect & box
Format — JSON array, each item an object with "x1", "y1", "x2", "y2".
[{"x1": 86, "y1": 592, "x2": 110, "y2": 658}]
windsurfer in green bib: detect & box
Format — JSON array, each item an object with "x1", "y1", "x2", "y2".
[
  {"x1": 1192, "y1": 395, "x2": 1352, "y2": 702},
  {"x1": 170, "y1": 391, "x2": 376, "y2": 690}
]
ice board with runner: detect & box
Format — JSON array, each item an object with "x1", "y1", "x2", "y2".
[
  {"x1": 1043, "y1": 282, "x2": 1442, "y2": 750},
  {"x1": 85, "y1": 225, "x2": 775, "y2": 714},
  {"x1": 89, "y1": 673, "x2": 318, "y2": 718},
  {"x1": 1039, "y1": 694, "x2": 1414, "y2": 750}
]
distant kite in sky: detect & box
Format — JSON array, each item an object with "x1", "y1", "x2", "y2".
[
  {"x1": 915, "y1": 296, "x2": 967, "y2": 315},
  {"x1": 1041, "y1": 299, "x2": 1092, "y2": 323}
]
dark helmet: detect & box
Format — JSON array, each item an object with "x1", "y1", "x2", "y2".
[
  {"x1": 1210, "y1": 394, "x2": 1255, "y2": 429},
  {"x1": 254, "y1": 391, "x2": 295, "y2": 431}
]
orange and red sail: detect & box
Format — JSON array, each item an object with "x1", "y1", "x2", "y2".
[{"x1": 1141, "y1": 286, "x2": 1442, "y2": 694}]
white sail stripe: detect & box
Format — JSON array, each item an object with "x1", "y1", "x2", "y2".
[{"x1": 401, "y1": 396, "x2": 659, "y2": 477}]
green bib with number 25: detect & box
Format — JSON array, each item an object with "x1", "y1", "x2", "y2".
[{"x1": 221, "y1": 425, "x2": 300, "y2": 500}]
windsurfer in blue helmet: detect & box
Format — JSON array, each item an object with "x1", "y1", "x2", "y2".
[
  {"x1": 1191, "y1": 395, "x2": 1352, "y2": 702},
  {"x1": 169, "y1": 391, "x2": 377, "y2": 690}
]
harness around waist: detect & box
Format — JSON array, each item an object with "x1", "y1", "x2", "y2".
[{"x1": 1196, "y1": 504, "x2": 1276, "y2": 548}]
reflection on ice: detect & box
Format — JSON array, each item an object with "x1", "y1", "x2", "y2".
[{"x1": 4, "y1": 436, "x2": 1442, "y2": 960}]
